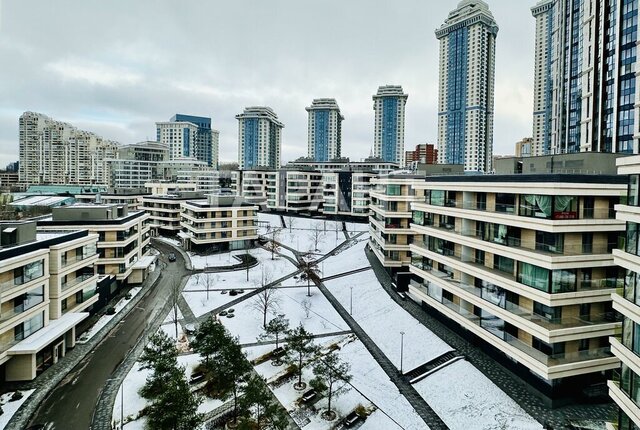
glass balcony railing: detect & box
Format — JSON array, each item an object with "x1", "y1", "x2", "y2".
[{"x1": 61, "y1": 274, "x2": 94, "y2": 292}]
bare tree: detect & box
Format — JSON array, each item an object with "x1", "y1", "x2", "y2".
[
  {"x1": 301, "y1": 299, "x2": 312, "y2": 319},
  {"x1": 308, "y1": 225, "x2": 324, "y2": 252},
  {"x1": 288, "y1": 216, "x2": 296, "y2": 233},
  {"x1": 334, "y1": 221, "x2": 341, "y2": 241},
  {"x1": 244, "y1": 248, "x2": 252, "y2": 282},
  {"x1": 169, "y1": 274, "x2": 183, "y2": 338},
  {"x1": 264, "y1": 228, "x2": 282, "y2": 260},
  {"x1": 198, "y1": 272, "x2": 215, "y2": 300},
  {"x1": 300, "y1": 257, "x2": 322, "y2": 297},
  {"x1": 250, "y1": 269, "x2": 281, "y2": 328}
]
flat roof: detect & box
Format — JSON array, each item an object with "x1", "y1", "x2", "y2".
[
  {"x1": 421, "y1": 173, "x2": 627, "y2": 185},
  {"x1": 8, "y1": 312, "x2": 89, "y2": 354},
  {"x1": 10, "y1": 195, "x2": 73, "y2": 207},
  {"x1": 0, "y1": 229, "x2": 88, "y2": 257},
  {"x1": 132, "y1": 255, "x2": 157, "y2": 269}
]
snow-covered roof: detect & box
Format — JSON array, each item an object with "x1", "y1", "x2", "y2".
[
  {"x1": 132, "y1": 255, "x2": 157, "y2": 269},
  {"x1": 8, "y1": 312, "x2": 89, "y2": 354},
  {"x1": 10, "y1": 195, "x2": 73, "y2": 207}
]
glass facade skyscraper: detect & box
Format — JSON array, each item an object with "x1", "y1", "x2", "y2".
[
  {"x1": 236, "y1": 106, "x2": 283, "y2": 170},
  {"x1": 373, "y1": 85, "x2": 408, "y2": 166},
  {"x1": 306, "y1": 98, "x2": 343, "y2": 162},
  {"x1": 436, "y1": 0, "x2": 498, "y2": 173}
]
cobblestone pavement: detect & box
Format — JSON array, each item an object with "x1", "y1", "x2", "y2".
[
  {"x1": 364, "y1": 246, "x2": 617, "y2": 430},
  {"x1": 6, "y1": 261, "x2": 165, "y2": 430},
  {"x1": 314, "y1": 277, "x2": 449, "y2": 429}
]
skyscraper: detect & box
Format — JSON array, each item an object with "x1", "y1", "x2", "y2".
[
  {"x1": 18, "y1": 111, "x2": 119, "y2": 186},
  {"x1": 306, "y1": 98, "x2": 343, "y2": 162},
  {"x1": 236, "y1": 107, "x2": 284, "y2": 170},
  {"x1": 435, "y1": 0, "x2": 498, "y2": 173},
  {"x1": 156, "y1": 114, "x2": 219, "y2": 168},
  {"x1": 373, "y1": 85, "x2": 408, "y2": 165},
  {"x1": 530, "y1": 0, "x2": 640, "y2": 155}
]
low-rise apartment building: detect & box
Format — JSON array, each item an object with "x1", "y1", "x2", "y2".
[
  {"x1": 180, "y1": 195, "x2": 258, "y2": 252},
  {"x1": 322, "y1": 170, "x2": 374, "y2": 218},
  {"x1": 240, "y1": 170, "x2": 270, "y2": 204},
  {"x1": 0, "y1": 221, "x2": 98, "y2": 381},
  {"x1": 609, "y1": 155, "x2": 640, "y2": 429},
  {"x1": 265, "y1": 169, "x2": 323, "y2": 213},
  {"x1": 369, "y1": 174, "x2": 421, "y2": 271},
  {"x1": 407, "y1": 174, "x2": 625, "y2": 399},
  {"x1": 141, "y1": 192, "x2": 203, "y2": 236},
  {"x1": 37, "y1": 204, "x2": 150, "y2": 286},
  {"x1": 75, "y1": 189, "x2": 149, "y2": 211}
]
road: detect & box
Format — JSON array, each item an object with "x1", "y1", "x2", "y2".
[{"x1": 28, "y1": 241, "x2": 189, "y2": 430}]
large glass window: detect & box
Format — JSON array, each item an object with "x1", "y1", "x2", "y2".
[
  {"x1": 629, "y1": 174, "x2": 640, "y2": 207},
  {"x1": 495, "y1": 193, "x2": 515, "y2": 213},
  {"x1": 520, "y1": 195, "x2": 553, "y2": 218},
  {"x1": 386, "y1": 185, "x2": 401, "y2": 196},
  {"x1": 14, "y1": 311, "x2": 44, "y2": 341},
  {"x1": 14, "y1": 260, "x2": 44, "y2": 286},
  {"x1": 627, "y1": 222, "x2": 640, "y2": 255},
  {"x1": 536, "y1": 231, "x2": 564, "y2": 254},
  {"x1": 429, "y1": 190, "x2": 445, "y2": 206},
  {"x1": 14, "y1": 285, "x2": 45, "y2": 313},
  {"x1": 552, "y1": 269, "x2": 577, "y2": 293},
  {"x1": 518, "y1": 262, "x2": 549, "y2": 292},
  {"x1": 494, "y1": 255, "x2": 515, "y2": 276},
  {"x1": 553, "y1": 196, "x2": 578, "y2": 219}
]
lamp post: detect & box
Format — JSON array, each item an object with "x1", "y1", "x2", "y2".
[
  {"x1": 121, "y1": 379, "x2": 124, "y2": 430},
  {"x1": 350, "y1": 286, "x2": 353, "y2": 315},
  {"x1": 400, "y1": 331, "x2": 405, "y2": 374}
]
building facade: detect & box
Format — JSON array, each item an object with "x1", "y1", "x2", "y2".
[
  {"x1": 236, "y1": 107, "x2": 283, "y2": 170},
  {"x1": 531, "y1": 0, "x2": 640, "y2": 156},
  {"x1": 408, "y1": 174, "x2": 624, "y2": 398},
  {"x1": 609, "y1": 155, "x2": 640, "y2": 429},
  {"x1": 266, "y1": 169, "x2": 323, "y2": 213},
  {"x1": 156, "y1": 114, "x2": 219, "y2": 168},
  {"x1": 180, "y1": 195, "x2": 258, "y2": 252},
  {"x1": 306, "y1": 99, "x2": 344, "y2": 162},
  {"x1": 435, "y1": 1, "x2": 498, "y2": 173},
  {"x1": 405, "y1": 144, "x2": 438, "y2": 168},
  {"x1": 108, "y1": 141, "x2": 169, "y2": 190},
  {"x1": 19, "y1": 112, "x2": 119, "y2": 187},
  {"x1": 373, "y1": 85, "x2": 408, "y2": 166},
  {"x1": 0, "y1": 222, "x2": 98, "y2": 381},
  {"x1": 141, "y1": 192, "x2": 202, "y2": 236},
  {"x1": 515, "y1": 137, "x2": 534, "y2": 158}
]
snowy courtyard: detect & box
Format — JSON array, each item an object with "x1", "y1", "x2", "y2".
[{"x1": 112, "y1": 213, "x2": 542, "y2": 430}]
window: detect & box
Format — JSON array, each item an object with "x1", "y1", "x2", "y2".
[
  {"x1": 494, "y1": 255, "x2": 515, "y2": 276},
  {"x1": 518, "y1": 262, "x2": 549, "y2": 291},
  {"x1": 14, "y1": 312, "x2": 44, "y2": 341},
  {"x1": 495, "y1": 193, "x2": 515, "y2": 213},
  {"x1": 536, "y1": 231, "x2": 564, "y2": 253},
  {"x1": 61, "y1": 298, "x2": 67, "y2": 312}
]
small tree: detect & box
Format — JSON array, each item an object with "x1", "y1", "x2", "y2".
[
  {"x1": 168, "y1": 277, "x2": 182, "y2": 338},
  {"x1": 245, "y1": 248, "x2": 252, "y2": 281},
  {"x1": 264, "y1": 228, "x2": 282, "y2": 260},
  {"x1": 238, "y1": 375, "x2": 272, "y2": 427},
  {"x1": 288, "y1": 216, "x2": 296, "y2": 233},
  {"x1": 191, "y1": 317, "x2": 229, "y2": 368},
  {"x1": 301, "y1": 299, "x2": 312, "y2": 319},
  {"x1": 300, "y1": 257, "x2": 321, "y2": 297},
  {"x1": 198, "y1": 272, "x2": 215, "y2": 300},
  {"x1": 260, "y1": 314, "x2": 289, "y2": 349},
  {"x1": 308, "y1": 225, "x2": 324, "y2": 252},
  {"x1": 310, "y1": 351, "x2": 352, "y2": 421},
  {"x1": 285, "y1": 324, "x2": 319, "y2": 390},
  {"x1": 145, "y1": 365, "x2": 201, "y2": 430},
  {"x1": 139, "y1": 331, "x2": 179, "y2": 398},
  {"x1": 334, "y1": 221, "x2": 341, "y2": 242}
]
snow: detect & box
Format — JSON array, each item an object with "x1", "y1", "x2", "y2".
[
  {"x1": 77, "y1": 287, "x2": 143, "y2": 344},
  {"x1": 267, "y1": 215, "x2": 344, "y2": 256},
  {"x1": 324, "y1": 244, "x2": 453, "y2": 370},
  {"x1": 188, "y1": 250, "x2": 245, "y2": 270},
  {"x1": 0, "y1": 389, "x2": 35, "y2": 429},
  {"x1": 183, "y1": 286, "x2": 257, "y2": 318},
  {"x1": 154, "y1": 236, "x2": 181, "y2": 247},
  {"x1": 220, "y1": 286, "x2": 349, "y2": 344},
  {"x1": 414, "y1": 359, "x2": 543, "y2": 430},
  {"x1": 321, "y1": 236, "x2": 370, "y2": 277}
]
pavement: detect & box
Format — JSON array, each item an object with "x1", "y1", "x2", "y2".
[
  {"x1": 23, "y1": 240, "x2": 191, "y2": 430},
  {"x1": 364, "y1": 245, "x2": 617, "y2": 430}
]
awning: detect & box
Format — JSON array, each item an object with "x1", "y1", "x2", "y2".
[{"x1": 8, "y1": 312, "x2": 89, "y2": 355}]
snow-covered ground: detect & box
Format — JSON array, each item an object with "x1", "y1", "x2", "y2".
[
  {"x1": 77, "y1": 286, "x2": 143, "y2": 344},
  {"x1": 324, "y1": 242, "x2": 453, "y2": 371},
  {"x1": 414, "y1": 359, "x2": 543, "y2": 430},
  {"x1": 188, "y1": 250, "x2": 245, "y2": 270},
  {"x1": 0, "y1": 389, "x2": 35, "y2": 429},
  {"x1": 219, "y1": 286, "x2": 349, "y2": 344}
]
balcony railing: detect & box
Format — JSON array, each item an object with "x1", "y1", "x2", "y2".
[{"x1": 61, "y1": 274, "x2": 94, "y2": 293}]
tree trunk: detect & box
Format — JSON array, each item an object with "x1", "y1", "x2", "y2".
[
  {"x1": 298, "y1": 354, "x2": 303, "y2": 385},
  {"x1": 174, "y1": 305, "x2": 178, "y2": 338},
  {"x1": 327, "y1": 381, "x2": 333, "y2": 413},
  {"x1": 307, "y1": 277, "x2": 311, "y2": 297},
  {"x1": 263, "y1": 308, "x2": 267, "y2": 329}
]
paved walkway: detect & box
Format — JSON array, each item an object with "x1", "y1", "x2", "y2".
[
  {"x1": 240, "y1": 330, "x2": 353, "y2": 348},
  {"x1": 313, "y1": 277, "x2": 449, "y2": 429},
  {"x1": 364, "y1": 246, "x2": 617, "y2": 430}
]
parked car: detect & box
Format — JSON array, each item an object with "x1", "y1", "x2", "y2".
[
  {"x1": 168, "y1": 252, "x2": 177, "y2": 262},
  {"x1": 301, "y1": 389, "x2": 317, "y2": 403},
  {"x1": 189, "y1": 371, "x2": 206, "y2": 385},
  {"x1": 343, "y1": 412, "x2": 362, "y2": 427}
]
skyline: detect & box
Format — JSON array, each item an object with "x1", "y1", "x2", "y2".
[{"x1": 0, "y1": 0, "x2": 534, "y2": 167}]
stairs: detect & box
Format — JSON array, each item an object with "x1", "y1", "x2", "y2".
[{"x1": 404, "y1": 350, "x2": 464, "y2": 384}]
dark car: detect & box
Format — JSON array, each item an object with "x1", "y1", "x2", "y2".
[{"x1": 168, "y1": 252, "x2": 177, "y2": 262}]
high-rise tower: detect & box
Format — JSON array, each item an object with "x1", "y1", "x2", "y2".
[
  {"x1": 436, "y1": 0, "x2": 498, "y2": 173},
  {"x1": 236, "y1": 107, "x2": 283, "y2": 170},
  {"x1": 306, "y1": 99, "x2": 343, "y2": 162},
  {"x1": 373, "y1": 85, "x2": 408, "y2": 165}
]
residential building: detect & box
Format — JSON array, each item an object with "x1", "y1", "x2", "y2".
[
  {"x1": 236, "y1": 107, "x2": 284, "y2": 170},
  {"x1": 373, "y1": 85, "x2": 408, "y2": 165},
  {"x1": 435, "y1": 0, "x2": 498, "y2": 173},
  {"x1": 19, "y1": 112, "x2": 119, "y2": 186},
  {"x1": 0, "y1": 172, "x2": 19, "y2": 192},
  {"x1": 37, "y1": 204, "x2": 151, "y2": 286},
  {"x1": 0, "y1": 221, "x2": 98, "y2": 381},
  {"x1": 408, "y1": 174, "x2": 624, "y2": 399},
  {"x1": 369, "y1": 174, "x2": 421, "y2": 271},
  {"x1": 157, "y1": 158, "x2": 219, "y2": 193},
  {"x1": 108, "y1": 141, "x2": 169, "y2": 190},
  {"x1": 515, "y1": 138, "x2": 533, "y2": 158},
  {"x1": 609, "y1": 155, "x2": 640, "y2": 428},
  {"x1": 306, "y1": 99, "x2": 344, "y2": 162},
  {"x1": 180, "y1": 195, "x2": 258, "y2": 252},
  {"x1": 240, "y1": 170, "x2": 271, "y2": 204},
  {"x1": 265, "y1": 169, "x2": 323, "y2": 213},
  {"x1": 322, "y1": 170, "x2": 374, "y2": 218},
  {"x1": 156, "y1": 114, "x2": 219, "y2": 168},
  {"x1": 75, "y1": 189, "x2": 149, "y2": 211},
  {"x1": 405, "y1": 144, "x2": 438, "y2": 168},
  {"x1": 530, "y1": 0, "x2": 640, "y2": 155},
  {"x1": 286, "y1": 157, "x2": 398, "y2": 174},
  {"x1": 141, "y1": 192, "x2": 202, "y2": 237},
  {"x1": 495, "y1": 153, "x2": 626, "y2": 175}
]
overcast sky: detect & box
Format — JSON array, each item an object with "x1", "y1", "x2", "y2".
[{"x1": 0, "y1": 0, "x2": 535, "y2": 167}]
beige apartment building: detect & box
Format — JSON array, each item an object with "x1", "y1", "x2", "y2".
[
  {"x1": 369, "y1": 174, "x2": 421, "y2": 270},
  {"x1": 407, "y1": 174, "x2": 625, "y2": 399},
  {"x1": 609, "y1": 155, "x2": 640, "y2": 429},
  {"x1": 37, "y1": 204, "x2": 150, "y2": 285},
  {"x1": 141, "y1": 192, "x2": 202, "y2": 236},
  {"x1": 180, "y1": 195, "x2": 258, "y2": 252},
  {"x1": 0, "y1": 221, "x2": 98, "y2": 381}
]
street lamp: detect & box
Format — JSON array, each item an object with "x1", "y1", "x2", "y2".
[{"x1": 400, "y1": 331, "x2": 405, "y2": 374}]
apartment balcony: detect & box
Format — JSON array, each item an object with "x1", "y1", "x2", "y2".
[
  {"x1": 408, "y1": 282, "x2": 618, "y2": 379},
  {"x1": 61, "y1": 252, "x2": 99, "y2": 271},
  {"x1": 60, "y1": 273, "x2": 97, "y2": 294},
  {"x1": 0, "y1": 273, "x2": 47, "y2": 297},
  {"x1": 609, "y1": 372, "x2": 640, "y2": 428}
]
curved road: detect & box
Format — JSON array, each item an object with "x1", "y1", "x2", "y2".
[{"x1": 28, "y1": 241, "x2": 189, "y2": 430}]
